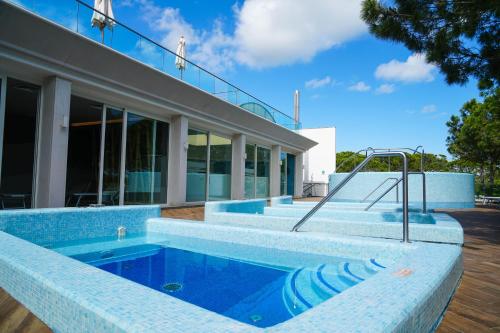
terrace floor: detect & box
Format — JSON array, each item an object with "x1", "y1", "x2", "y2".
[{"x1": 0, "y1": 202, "x2": 499, "y2": 332}]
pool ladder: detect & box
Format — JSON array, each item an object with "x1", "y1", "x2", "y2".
[{"x1": 291, "y1": 151, "x2": 411, "y2": 243}]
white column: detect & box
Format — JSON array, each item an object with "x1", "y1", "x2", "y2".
[
  {"x1": 231, "y1": 134, "x2": 246, "y2": 200},
  {"x1": 294, "y1": 152, "x2": 304, "y2": 197},
  {"x1": 35, "y1": 76, "x2": 71, "y2": 208},
  {"x1": 270, "y1": 145, "x2": 281, "y2": 197},
  {"x1": 167, "y1": 115, "x2": 188, "y2": 206}
]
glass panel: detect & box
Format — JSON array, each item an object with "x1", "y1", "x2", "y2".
[
  {"x1": 186, "y1": 129, "x2": 208, "y2": 202},
  {"x1": 286, "y1": 154, "x2": 296, "y2": 196},
  {"x1": 244, "y1": 144, "x2": 256, "y2": 199},
  {"x1": 153, "y1": 121, "x2": 169, "y2": 203},
  {"x1": 65, "y1": 96, "x2": 102, "y2": 207},
  {"x1": 124, "y1": 113, "x2": 153, "y2": 204},
  {"x1": 0, "y1": 78, "x2": 39, "y2": 209},
  {"x1": 280, "y1": 152, "x2": 287, "y2": 195},
  {"x1": 208, "y1": 134, "x2": 232, "y2": 201},
  {"x1": 124, "y1": 114, "x2": 169, "y2": 204},
  {"x1": 102, "y1": 107, "x2": 123, "y2": 206},
  {"x1": 256, "y1": 147, "x2": 270, "y2": 198}
]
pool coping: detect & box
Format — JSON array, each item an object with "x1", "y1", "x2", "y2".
[{"x1": 0, "y1": 215, "x2": 462, "y2": 333}]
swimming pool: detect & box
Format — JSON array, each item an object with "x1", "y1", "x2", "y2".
[
  {"x1": 62, "y1": 236, "x2": 384, "y2": 328},
  {"x1": 0, "y1": 205, "x2": 463, "y2": 332}
]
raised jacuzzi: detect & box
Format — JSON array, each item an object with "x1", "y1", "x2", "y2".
[{"x1": 0, "y1": 204, "x2": 463, "y2": 332}]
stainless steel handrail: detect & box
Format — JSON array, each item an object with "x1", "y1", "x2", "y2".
[
  {"x1": 365, "y1": 177, "x2": 402, "y2": 211},
  {"x1": 364, "y1": 171, "x2": 427, "y2": 213},
  {"x1": 292, "y1": 151, "x2": 410, "y2": 243},
  {"x1": 334, "y1": 147, "x2": 374, "y2": 172},
  {"x1": 362, "y1": 177, "x2": 399, "y2": 203}
]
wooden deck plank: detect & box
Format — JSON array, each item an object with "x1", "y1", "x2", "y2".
[{"x1": 0, "y1": 205, "x2": 498, "y2": 332}]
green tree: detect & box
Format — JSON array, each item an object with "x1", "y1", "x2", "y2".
[
  {"x1": 446, "y1": 88, "x2": 500, "y2": 193},
  {"x1": 361, "y1": 0, "x2": 500, "y2": 88}
]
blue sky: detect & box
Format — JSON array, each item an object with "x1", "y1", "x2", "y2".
[{"x1": 23, "y1": 0, "x2": 480, "y2": 156}]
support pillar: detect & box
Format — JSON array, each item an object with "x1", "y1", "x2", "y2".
[
  {"x1": 167, "y1": 115, "x2": 188, "y2": 206},
  {"x1": 270, "y1": 145, "x2": 281, "y2": 197},
  {"x1": 294, "y1": 152, "x2": 304, "y2": 197},
  {"x1": 231, "y1": 134, "x2": 246, "y2": 200},
  {"x1": 35, "y1": 76, "x2": 71, "y2": 208}
]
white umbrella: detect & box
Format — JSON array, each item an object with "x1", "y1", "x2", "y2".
[
  {"x1": 175, "y1": 36, "x2": 186, "y2": 78},
  {"x1": 91, "y1": 0, "x2": 116, "y2": 43}
]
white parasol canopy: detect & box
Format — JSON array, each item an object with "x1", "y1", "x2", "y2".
[
  {"x1": 91, "y1": 0, "x2": 116, "y2": 31},
  {"x1": 175, "y1": 36, "x2": 186, "y2": 72}
]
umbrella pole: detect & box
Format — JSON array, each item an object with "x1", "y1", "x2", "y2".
[{"x1": 101, "y1": 28, "x2": 104, "y2": 44}]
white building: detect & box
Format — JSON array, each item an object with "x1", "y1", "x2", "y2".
[{"x1": 299, "y1": 127, "x2": 336, "y2": 196}]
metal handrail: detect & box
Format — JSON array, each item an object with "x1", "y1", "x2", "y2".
[
  {"x1": 364, "y1": 171, "x2": 427, "y2": 213},
  {"x1": 292, "y1": 151, "x2": 410, "y2": 243},
  {"x1": 365, "y1": 177, "x2": 402, "y2": 211},
  {"x1": 334, "y1": 147, "x2": 374, "y2": 172},
  {"x1": 362, "y1": 177, "x2": 399, "y2": 203}
]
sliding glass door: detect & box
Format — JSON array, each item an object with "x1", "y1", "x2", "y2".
[
  {"x1": 65, "y1": 96, "x2": 102, "y2": 206},
  {"x1": 244, "y1": 144, "x2": 256, "y2": 199},
  {"x1": 0, "y1": 78, "x2": 39, "y2": 209},
  {"x1": 208, "y1": 134, "x2": 231, "y2": 201},
  {"x1": 101, "y1": 107, "x2": 123, "y2": 206},
  {"x1": 245, "y1": 144, "x2": 270, "y2": 199},
  {"x1": 186, "y1": 129, "x2": 208, "y2": 202},
  {"x1": 256, "y1": 147, "x2": 270, "y2": 198},
  {"x1": 186, "y1": 129, "x2": 232, "y2": 202},
  {"x1": 124, "y1": 113, "x2": 169, "y2": 204},
  {"x1": 286, "y1": 153, "x2": 296, "y2": 196},
  {"x1": 66, "y1": 101, "x2": 169, "y2": 207}
]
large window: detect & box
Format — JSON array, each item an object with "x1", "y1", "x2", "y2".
[
  {"x1": 245, "y1": 144, "x2": 270, "y2": 199},
  {"x1": 0, "y1": 78, "x2": 39, "y2": 209},
  {"x1": 124, "y1": 113, "x2": 169, "y2": 204},
  {"x1": 66, "y1": 102, "x2": 169, "y2": 207},
  {"x1": 186, "y1": 129, "x2": 208, "y2": 202},
  {"x1": 186, "y1": 129, "x2": 232, "y2": 202},
  {"x1": 208, "y1": 134, "x2": 231, "y2": 201}
]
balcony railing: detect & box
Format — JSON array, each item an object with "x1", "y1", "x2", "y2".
[{"x1": 6, "y1": 0, "x2": 300, "y2": 130}]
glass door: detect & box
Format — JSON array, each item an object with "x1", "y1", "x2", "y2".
[
  {"x1": 99, "y1": 106, "x2": 124, "y2": 206},
  {"x1": 186, "y1": 129, "x2": 208, "y2": 202},
  {"x1": 0, "y1": 78, "x2": 40, "y2": 209},
  {"x1": 244, "y1": 144, "x2": 256, "y2": 199},
  {"x1": 208, "y1": 134, "x2": 232, "y2": 201},
  {"x1": 286, "y1": 153, "x2": 296, "y2": 196},
  {"x1": 256, "y1": 146, "x2": 270, "y2": 198}
]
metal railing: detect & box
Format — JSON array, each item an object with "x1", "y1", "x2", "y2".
[
  {"x1": 362, "y1": 177, "x2": 399, "y2": 203},
  {"x1": 292, "y1": 151, "x2": 410, "y2": 243},
  {"x1": 364, "y1": 172, "x2": 426, "y2": 213},
  {"x1": 5, "y1": 0, "x2": 300, "y2": 130}
]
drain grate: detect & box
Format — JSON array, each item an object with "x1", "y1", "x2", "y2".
[
  {"x1": 163, "y1": 282, "x2": 183, "y2": 293},
  {"x1": 250, "y1": 314, "x2": 262, "y2": 323}
]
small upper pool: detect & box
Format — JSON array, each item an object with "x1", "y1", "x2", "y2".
[{"x1": 65, "y1": 238, "x2": 384, "y2": 328}]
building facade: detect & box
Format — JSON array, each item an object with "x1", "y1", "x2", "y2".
[{"x1": 0, "y1": 1, "x2": 316, "y2": 209}]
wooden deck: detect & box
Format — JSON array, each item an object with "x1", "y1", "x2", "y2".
[{"x1": 0, "y1": 205, "x2": 498, "y2": 332}]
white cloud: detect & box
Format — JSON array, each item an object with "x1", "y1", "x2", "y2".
[
  {"x1": 348, "y1": 81, "x2": 371, "y2": 92},
  {"x1": 421, "y1": 104, "x2": 437, "y2": 113},
  {"x1": 375, "y1": 83, "x2": 395, "y2": 94},
  {"x1": 130, "y1": 0, "x2": 233, "y2": 73},
  {"x1": 234, "y1": 0, "x2": 366, "y2": 68},
  {"x1": 305, "y1": 76, "x2": 332, "y2": 89},
  {"x1": 128, "y1": 0, "x2": 366, "y2": 72},
  {"x1": 375, "y1": 53, "x2": 436, "y2": 83}
]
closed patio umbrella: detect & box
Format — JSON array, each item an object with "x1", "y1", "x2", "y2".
[
  {"x1": 91, "y1": 0, "x2": 116, "y2": 43},
  {"x1": 175, "y1": 36, "x2": 186, "y2": 79}
]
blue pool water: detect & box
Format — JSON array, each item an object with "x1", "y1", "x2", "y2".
[{"x1": 71, "y1": 243, "x2": 384, "y2": 328}]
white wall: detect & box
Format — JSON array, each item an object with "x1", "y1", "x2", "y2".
[{"x1": 299, "y1": 127, "x2": 336, "y2": 183}]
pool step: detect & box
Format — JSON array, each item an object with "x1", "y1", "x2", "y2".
[{"x1": 282, "y1": 260, "x2": 384, "y2": 316}]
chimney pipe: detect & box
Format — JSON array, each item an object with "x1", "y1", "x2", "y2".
[{"x1": 294, "y1": 90, "x2": 300, "y2": 125}]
